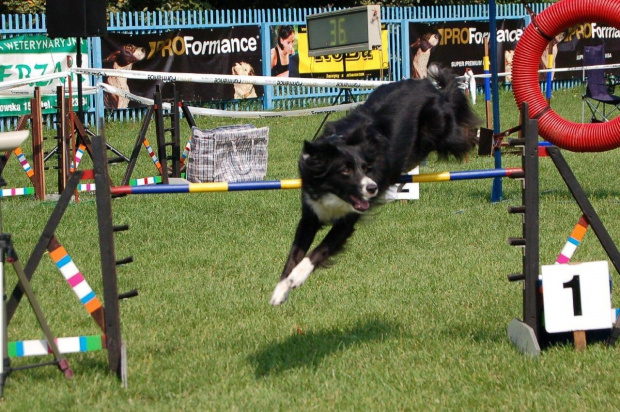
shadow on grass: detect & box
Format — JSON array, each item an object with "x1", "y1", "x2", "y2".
[{"x1": 248, "y1": 318, "x2": 399, "y2": 378}]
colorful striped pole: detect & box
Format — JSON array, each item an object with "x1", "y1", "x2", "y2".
[
  {"x1": 109, "y1": 168, "x2": 524, "y2": 196},
  {"x1": 14, "y1": 147, "x2": 34, "y2": 178},
  {"x1": 180, "y1": 139, "x2": 192, "y2": 166},
  {"x1": 8, "y1": 335, "x2": 105, "y2": 357},
  {"x1": 143, "y1": 137, "x2": 162, "y2": 173},
  {"x1": 78, "y1": 183, "x2": 96, "y2": 192},
  {"x1": 49, "y1": 244, "x2": 105, "y2": 331},
  {"x1": 555, "y1": 215, "x2": 588, "y2": 264},
  {"x1": 0, "y1": 186, "x2": 35, "y2": 197},
  {"x1": 70, "y1": 143, "x2": 87, "y2": 172},
  {"x1": 130, "y1": 176, "x2": 163, "y2": 186}
]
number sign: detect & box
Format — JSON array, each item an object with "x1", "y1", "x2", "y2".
[{"x1": 541, "y1": 261, "x2": 612, "y2": 333}]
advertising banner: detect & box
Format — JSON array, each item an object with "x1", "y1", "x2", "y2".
[
  {"x1": 409, "y1": 20, "x2": 620, "y2": 83},
  {"x1": 0, "y1": 35, "x2": 89, "y2": 117},
  {"x1": 409, "y1": 20, "x2": 525, "y2": 82},
  {"x1": 100, "y1": 27, "x2": 263, "y2": 109},
  {"x1": 554, "y1": 23, "x2": 620, "y2": 81}
]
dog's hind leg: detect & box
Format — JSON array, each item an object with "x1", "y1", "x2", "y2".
[{"x1": 270, "y1": 214, "x2": 360, "y2": 306}]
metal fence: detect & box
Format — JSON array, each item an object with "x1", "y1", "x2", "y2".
[{"x1": 1, "y1": 4, "x2": 550, "y2": 128}]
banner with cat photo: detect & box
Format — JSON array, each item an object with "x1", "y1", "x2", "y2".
[{"x1": 100, "y1": 26, "x2": 263, "y2": 109}]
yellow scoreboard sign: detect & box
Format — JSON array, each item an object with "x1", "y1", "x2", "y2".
[{"x1": 297, "y1": 24, "x2": 389, "y2": 79}]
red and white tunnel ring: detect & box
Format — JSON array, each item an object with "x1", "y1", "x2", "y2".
[{"x1": 512, "y1": 0, "x2": 620, "y2": 152}]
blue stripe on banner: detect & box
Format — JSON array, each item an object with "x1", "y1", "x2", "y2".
[
  {"x1": 228, "y1": 181, "x2": 283, "y2": 191},
  {"x1": 80, "y1": 336, "x2": 87, "y2": 352},
  {"x1": 567, "y1": 237, "x2": 580, "y2": 246},
  {"x1": 56, "y1": 255, "x2": 71, "y2": 268},
  {"x1": 80, "y1": 291, "x2": 96, "y2": 305},
  {"x1": 132, "y1": 184, "x2": 190, "y2": 194},
  {"x1": 16, "y1": 341, "x2": 24, "y2": 357}
]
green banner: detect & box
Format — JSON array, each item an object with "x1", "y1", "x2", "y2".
[{"x1": 0, "y1": 34, "x2": 89, "y2": 117}]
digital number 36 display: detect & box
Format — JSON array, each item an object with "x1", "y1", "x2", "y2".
[{"x1": 306, "y1": 5, "x2": 382, "y2": 57}]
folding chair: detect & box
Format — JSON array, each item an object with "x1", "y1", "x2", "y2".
[{"x1": 582, "y1": 44, "x2": 620, "y2": 122}]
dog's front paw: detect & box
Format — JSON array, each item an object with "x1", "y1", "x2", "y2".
[
  {"x1": 270, "y1": 280, "x2": 291, "y2": 306},
  {"x1": 288, "y1": 258, "x2": 314, "y2": 289}
]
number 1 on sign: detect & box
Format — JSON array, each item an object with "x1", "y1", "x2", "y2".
[{"x1": 563, "y1": 275, "x2": 582, "y2": 316}]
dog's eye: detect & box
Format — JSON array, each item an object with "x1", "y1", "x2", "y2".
[{"x1": 341, "y1": 167, "x2": 352, "y2": 176}]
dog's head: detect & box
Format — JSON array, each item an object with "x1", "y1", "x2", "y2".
[
  {"x1": 104, "y1": 44, "x2": 146, "y2": 67},
  {"x1": 232, "y1": 62, "x2": 255, "y2": 76},
  {"x1": 299, "y1": 130, "x2": 383, "y2": 221}
]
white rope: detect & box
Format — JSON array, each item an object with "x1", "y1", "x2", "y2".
[
  {"x1": 0, "y1": 86, "x2": 98, "y2": 98},
  {"x1": 0, "y1": 71, "x2": 72, "y2": 92},
  {"x1": 467, "y1": 62, "x2": 620, "y2": 79},
  {"x1": 98, "y1": 82, "x2": 362, "y2": 118},
  {"x1": 74, "y1": 67, "x2": 390, "y2": 89}
]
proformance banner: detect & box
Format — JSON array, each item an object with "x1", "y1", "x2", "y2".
[
  {"x1": 100, "y1": 27, "x2": 263, "y2": 108},
  {"x1": 0, "y1": 34, "x2": 89, "y2": 117},
  {"x1": 409, "y1": 20, "x2": 525, "y2": 82},
  {"x1": 409, "y1": 19, "x2": 620, "y2": 82}
]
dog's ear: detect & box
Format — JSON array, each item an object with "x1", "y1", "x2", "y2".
[
  {"x1": 301, "y1": 140, "x2": 317, "y2": 160},
  {"x1": 103, "y1": 50, "x2": 120, "y2": 63}
]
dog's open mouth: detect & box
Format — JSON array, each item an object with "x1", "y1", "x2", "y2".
[{"x1": 350, "y1": 195, "x2": 370, "y2": 212}]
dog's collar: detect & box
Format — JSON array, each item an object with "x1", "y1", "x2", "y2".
[{"x1": 239, "y1": 85, "x2": 256, "y2": 99}]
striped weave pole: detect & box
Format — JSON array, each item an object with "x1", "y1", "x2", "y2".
[
  {"x1": 143, "y1": 137, "x2": 163, "y2": 172},
  {"x1": 49, "y1": 244, "x2": 105, "y2": 331},
  {"x1": 13, "y1": 147, "x2": 34, "y2": 178},
  {"x1": 180, "y1": 139, "x2": 192, "y2": 166},
  {"x1": 0, "y1": 187, "x2": 35, "y2": 197},
  {"x1": 130, "y1": 176, "x2": 163, "y2": 186},
  {"x1": 70, "y1": 144, "x2": 87, "y2": 172},
  {"x1": 78, "y1": 183, "x2": 96, "y2": 192},
  {"x1": 8, "y1": 335, "x2": 105, "y2": 357},
  {"x1": 110, "y1": 168, "x2": 524, "y2": 196},
  {"x1": 555, "y1": 215, "x2": 588, "y2": 264}
]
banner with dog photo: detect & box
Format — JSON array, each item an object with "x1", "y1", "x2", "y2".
[
  {"x1": 100, "y1": 27, "x2": 263, "y2": 109},
  {"x1": 0, "y1": 34, "x2": 90, "y2": 117},
  {"x1": 409, "y1": 19, "x2": 525, "y2": 83}
]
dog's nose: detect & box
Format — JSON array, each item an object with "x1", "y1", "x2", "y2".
[{"x1": 366, "y1": 182, "x2": 378, "y2": 196}]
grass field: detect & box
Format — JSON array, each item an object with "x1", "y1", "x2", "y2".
[{"x1": 1, "y1": 86, "x2": 620, "y2": 410}]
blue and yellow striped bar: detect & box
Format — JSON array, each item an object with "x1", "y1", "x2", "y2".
[
  {"x1": 8, "y1": 335, "x2": 105, "y2": 357},
  {"x1": 110, "y1": 168, "x2": 523, "y2": 196},
  {"x1": 397, "y1": 167, "x2": 523, "y2": 183}
]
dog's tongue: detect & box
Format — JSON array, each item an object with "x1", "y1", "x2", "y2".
[{"x1": 350, "y1": 195, "x2": 370, "y2": 212}]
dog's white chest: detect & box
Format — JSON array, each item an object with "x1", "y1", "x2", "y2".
[{"x1": 305, "y1": 193, "x2": 355, "y2": 223}]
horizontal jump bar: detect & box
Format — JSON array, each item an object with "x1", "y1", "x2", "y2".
[{"x1": 110, "y1": 168, "x2": 523, "y2": 196}]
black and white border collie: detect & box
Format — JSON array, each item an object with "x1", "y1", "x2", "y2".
[{"x1": 270, "y1": 67, "x2": 480, "y2": 306}]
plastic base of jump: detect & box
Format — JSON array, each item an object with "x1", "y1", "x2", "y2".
[{"x1": 507, "y1": 318, "x2": 541, "y2": 357}]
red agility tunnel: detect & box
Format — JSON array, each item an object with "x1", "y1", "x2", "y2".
[{"x1": 512, "y1": 0, "x2": 620, "y2": 152}]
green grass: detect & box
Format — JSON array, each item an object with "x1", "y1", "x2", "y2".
[{"x1": 1, "y1": 87, "x2": 620, "y2": 410}]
